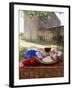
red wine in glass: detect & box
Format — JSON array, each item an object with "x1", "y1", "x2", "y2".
[{"x1": 44, "y1": 48, "x2": 51, "y2": 53}]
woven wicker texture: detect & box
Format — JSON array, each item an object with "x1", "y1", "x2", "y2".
[{"x1": 19, "y1": 61, "x2": 64, "y2": 79}]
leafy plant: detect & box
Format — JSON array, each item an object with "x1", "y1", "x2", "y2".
[
  {"x1": 52, "y1": 30, "x2": 64, "y2": 47},
  {"x1": 24, "y1": 11, "x2": 54, "y2": 20},
  {"x1": 19, "y1": 48, "x2": 27, "y2": 61}
]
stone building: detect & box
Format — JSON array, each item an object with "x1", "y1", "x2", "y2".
[{"x1": 22, "y1": 12, "x2": 64, "y2": 42}]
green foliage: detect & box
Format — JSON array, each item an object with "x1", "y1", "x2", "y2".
[
  {"x1": 52, "y1": 31, "x2": 64, "y2": 47},
  {"x1": 24, "y1": 11, "x2": 54, "y2": 20},
  {"x1": 19, "y1": 48, "x2": 27, "y2": 61}
]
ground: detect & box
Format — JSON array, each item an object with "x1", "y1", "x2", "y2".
[{"x1": 20, "y1": 38, "x2": 59, "y2": 51}]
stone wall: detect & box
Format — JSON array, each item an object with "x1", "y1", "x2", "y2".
[{"x1": 37, "y1": 26, "x2": 64, "y2": 41}]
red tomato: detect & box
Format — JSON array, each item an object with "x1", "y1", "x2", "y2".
[
  {"x1": 29, "y1": 57, "x2": 39, "y2": 66},
  {"x1": 19, "y1": 57, "x2": 40, "y2": 67},
  {"x1": 19, "y1": 60, "x2": 31, "y2": 67}
]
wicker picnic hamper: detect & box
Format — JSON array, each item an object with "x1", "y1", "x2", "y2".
[{"x1": 19, "y1": 61, "x2": 64, "y2": 79}]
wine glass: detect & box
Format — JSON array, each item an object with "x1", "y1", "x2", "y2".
[{"x1": 44, "y1": 48, "x2": 51, "y2": 53}]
